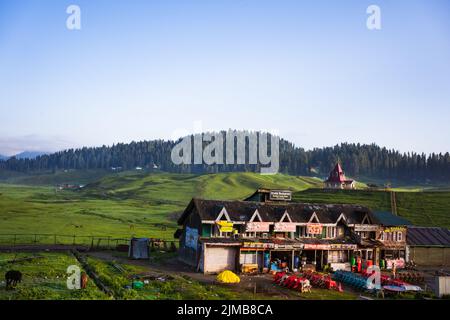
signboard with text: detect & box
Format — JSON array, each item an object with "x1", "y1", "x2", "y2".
[
  {"x1": 354, "y1": 225, "x2": 379, "y2": 232},
  {"x1": 245, "y1": 222, "x2": 271, "y2": 232},
  {"x1": 304, "y1": 244, "x2": 330, "y2": 250},
  {"x1": 216, "y1": 221, "x2": 234, "y2": 233},
  {"x1": 307, "y1": 223, "x2": 323, "y2": 235},
  {"x1": 269, "y1": 190, "x2": 292, "y2": 201},
  {"x1": 274, "y1": 222, "x2": 296, "y2": 232}
]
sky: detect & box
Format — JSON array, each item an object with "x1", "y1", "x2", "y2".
[{"x1": 0, "y1": 0, "x2": 449, "y2": 156}]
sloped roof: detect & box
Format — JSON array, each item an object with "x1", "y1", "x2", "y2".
[
  {"x1": 325, "y1": 163, "x2": 354, "y2": 183},
  {"x1": 178, "y1": 198, "x2": 372, "y2": 225},
  {"x1": 371, "y1": 211, "x2": 412, "y2": 226},
  {"x1": 407, "y1": 227, "x2": 450, "y2": 247}
]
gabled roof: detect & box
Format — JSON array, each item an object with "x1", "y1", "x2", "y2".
[
  {"x1": 178, "y1": 198, "x2": 373, "y2": 226},
  {"x1": 371, "y1": 211, "x2": 412, "y2": 226},
  {"x1": 325, "y1": 163, "x2": 354, "y2": 184},
  {"x1": 407, "y1": 227, "x2": 450, "y2": 247}
]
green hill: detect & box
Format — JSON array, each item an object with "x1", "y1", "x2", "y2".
[
  {"x1": 292, "y1": 189, "x2": 450, "y2": 228},
  {"x1": 0, "y1": 172, "x2": 323, "y2": 241},
  {"x1": 0, "y1": 172, "x2": 448, "y2": 244},
  {"x1": 84, "y1": 172, "x2": 324, "y2": 203}
]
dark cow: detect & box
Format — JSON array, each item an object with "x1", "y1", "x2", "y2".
[{"x1": 5, "y1": 270, "x2": 22, "y2": 290}]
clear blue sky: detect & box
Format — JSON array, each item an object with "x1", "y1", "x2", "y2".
[{"x1": 0, "y1": 0, "x2": 449, "y2": 155}]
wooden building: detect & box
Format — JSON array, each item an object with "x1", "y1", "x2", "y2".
[
  {"x1": 175, "y1": 189, "x2": 383, "y2": 274},
  {"x1": 370, "y1": 211, "x2": 412, "y2": 269},
  {"x1": 324, "y1": 163, "x2": 355, "y2": 190},
  {"x1": 406, "y1": 227, "x2": 450, "y2": 267}
]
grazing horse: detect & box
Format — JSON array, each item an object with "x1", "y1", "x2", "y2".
[
  {"x1": 80, "y1": 272, "x2": 88, "y2": 289},
  {"x1": 5, "y1": 270, "x2": 22, "y2": 289}
]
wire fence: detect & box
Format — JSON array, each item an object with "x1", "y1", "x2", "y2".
[{"x1": 0, "y1": 233, "x2": 179, "y2": 251}]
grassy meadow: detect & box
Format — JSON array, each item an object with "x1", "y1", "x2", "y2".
[
  {"x1": 0, "y1": 171, "x2": 323, "y2": 241},
  {"x1": 0, "y1": 170, "x2": 449, "y2": 244},
  {"x1": 0, "y1": 252, "x2": 108, "y2": 300}
]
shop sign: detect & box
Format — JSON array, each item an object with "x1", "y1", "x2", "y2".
[
  {"x1": 216, "y1": 221, "x2": 233, "y2": 232},
  {"x1": 274, "y1": 222, "x2": 296, "y2": 232},
  {"x1": 329, "y1": 244, "x2": 357, "y2": 250},
  {"x1": 307, "y1": 223, "x2": 323, "y2": 235},
  {"x1": 245, "y1": 222, "x2": 271, "y2": 232},
  {"x1": 304, "y1": 244, "x2": 330, "y2": 250},
  {"x1": 185, "y1": 226, "x2": 198, "y2": 250},
  {"x1": 269, "y1": 190, "x2": 292, "y2": 201},
  {"x1": 384, "y1": 227, "x2": 406, "y2": 233},
  {"x1": 243, "y1": 242, "x2": 274, "y2": 249},
  {"x1": 354, "y1": 225, "x2": 379, "y2": 232}
]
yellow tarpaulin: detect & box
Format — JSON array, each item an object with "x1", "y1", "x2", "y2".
[{"x1": 216, "y1": 270, "x2": 240, "y2": 284}]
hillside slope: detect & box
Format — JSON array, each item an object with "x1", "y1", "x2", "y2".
[
  {"x1": 83, "y1": 172, "x2": 325, "y2": 204},
  {"x1": 0, "y1": 173, "x2": 448, "y2": 242},
  {"x1": 293, "y1": 189, "x2": 450, "y2": 229},
  {"x1": 0, "y1": 172, "x2": 323, "y2": 239}
]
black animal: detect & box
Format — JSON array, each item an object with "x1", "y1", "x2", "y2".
[{"x1": 5, "y1": 270, "x2": 22, "y2": 289}]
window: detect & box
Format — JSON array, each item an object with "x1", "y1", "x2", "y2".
[
  {"x1": 397, "y1": 232, "x2": 402, "y2": 241},
  {"x1": 297, "y1": 226, "x2": 308, "y2": 238},
  {"x1": 356, "y1": 231, "x2": 369, "y2": 239},
  {"x1": 202, "y1": 224, "x2": 212, "y2": 237},
  {"x1": 326, "y1": 226, "x2": 336, "y2": 239}
]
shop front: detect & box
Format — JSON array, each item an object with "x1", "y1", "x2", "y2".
[
  {"x1": 380, "y1": 246, "x2": 406, "y2": 269},
  {"x1": 328, "y1": 244, "x2": 357, "y2": 271},
  {"x1": 378, "y1": 226, "x2": 407, "y2": 269},
  {"x1": 301, "y1": 244, "x2": 329, "y2": 271},
  {"x1": 240, "y1": 241, "x2": 303, "y2": 272},
  {"x1": 301, "y1": 243, "x2": 357, "y2": 271},
  {"x1": 239, "y1": 241, "x2": 273, "y2": 273}
]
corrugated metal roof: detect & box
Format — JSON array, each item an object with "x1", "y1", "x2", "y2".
[
  {"x1": 371, "y1": 211, "x2": 412, "y2": 226},
  {"x1": 407, "y1": 227, "x2": 450, "y2": 247}
]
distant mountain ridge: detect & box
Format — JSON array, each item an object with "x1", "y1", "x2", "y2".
[
  {"x1": 0, "y1": 130, "x2": 449, "y2": 182},
  {"x1": 0, "y1": 151, "x2": 49, "y2": 161},
  {"x1": 14, "y1": 151, "x2": 49, "y2": 159}
]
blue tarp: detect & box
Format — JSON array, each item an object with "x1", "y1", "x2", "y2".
[{"x1": 129, "y1": 238, "x2": 149, "y2": 259}]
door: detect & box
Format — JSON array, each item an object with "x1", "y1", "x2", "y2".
[{"x1": 205, "y1": 246, "x2": 237, "y2": 273}]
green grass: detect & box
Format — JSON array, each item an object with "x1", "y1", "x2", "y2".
[
  {"x1": 84, "y1": 255, "x2": 276, "y2": 300},
  {"x1": 0, "y1": 252, "x2": 108, "y2": 300},
  {"x1": 292, "y1": 189, "x2": 450, "y2": 228},
  {"x1": 0, "y1": 172, "x2": 449, "y2": 244},
  {"x1": 0, "y1": 172, "x2": 322, "y2": 241}
]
